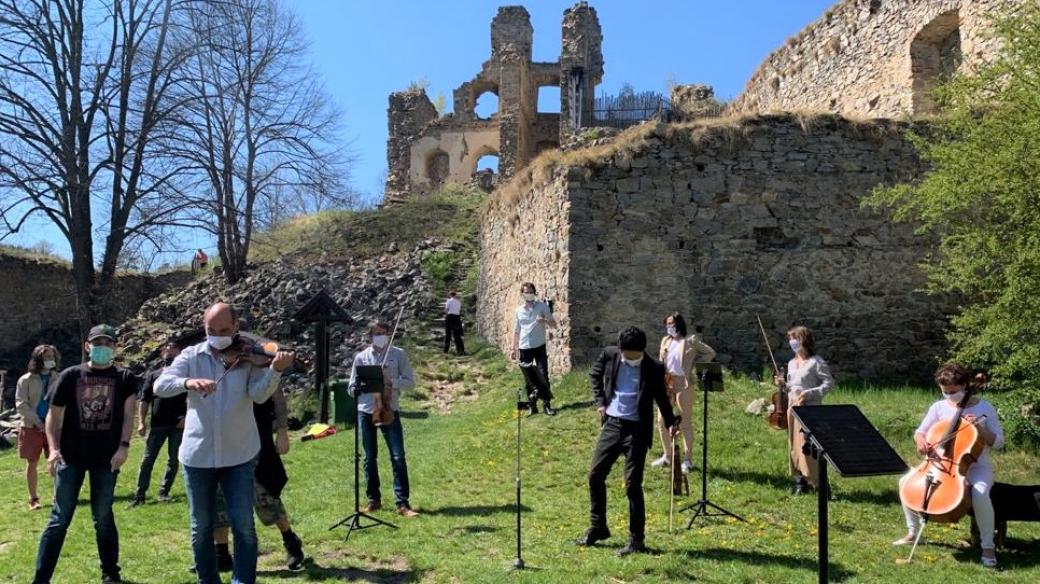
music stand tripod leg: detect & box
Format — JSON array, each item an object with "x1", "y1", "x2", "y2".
[
  {"x1": 682, "y1": 369, "x2": 746, "y2": 527},
  {"x1": 329, "y1": 382, "x2": 397, "y2": 540},
  {"x1": 513, "y1": 387, "x2": 525, "y2": 570}
]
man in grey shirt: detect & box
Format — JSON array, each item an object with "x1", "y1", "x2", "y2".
[
  {"x1": 156, "y1": 302, "x2": 292, "y2": 584},
  {"x1": 348, "y1": 320, "x2": 418, "y2": 517}
]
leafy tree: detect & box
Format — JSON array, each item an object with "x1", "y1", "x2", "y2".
[{"x1": 866, "y1": 3, "x2": 1040, "y2": 445}]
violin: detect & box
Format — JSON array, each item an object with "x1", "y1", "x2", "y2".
[
  {"x1": 372, "y1": 308, "x2": 405, "y2": 428},
  {"x1": 769, "y1": 371, "x2": 789, "y2": 431},
  {"x1": 898, "y1": 382, "x2": 987, "y2": 523},
  {"x1": 756, "y1": 315, "x2": 788, "y2": 430},
  {"x1": 213, "y1": 333, "x2": 309, "y2": 385}
]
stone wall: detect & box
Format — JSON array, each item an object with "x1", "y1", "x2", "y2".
[
  {"x1": 0, "y1": 254, "x2": 190, "y2": 369},
  {"x1": 730, "y1": 0, "x2": 1016, "y2": 118},
  {"x1": 477, "y1": 171, "x2": 573, "y2": 375},
  {"x1": 480, "y1": 114, "x2": 951, "y2": 381}
]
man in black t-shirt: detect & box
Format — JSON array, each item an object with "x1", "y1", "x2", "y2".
[
  {"x1": 32, "y1": 324, "x2": 138, "y2": 584},
  {"x1": 130, "y1": 340, "x2": 186, "y2": 506}
]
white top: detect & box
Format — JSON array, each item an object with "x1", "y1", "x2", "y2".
[
  {"x1": 915, "y1": 397, "x2": 1003, "y2": 474},
  {"x1": 665, "y1": 338, "x2": 684, "y2": 377},
  {"x1": 347, "y1": 345, "x2": 415, "y2": 414},
  {"x1": 445, "y1": 297, "x2": 461, "y2": 315},
  {"x1": 155, "y1": 342, "x2": 281, "y2": 468},
  {"x1": 785, "y1": 355, "x2": 834, "y2": 406},
  {"x1": 514, "y1": 301, "x2": 551, "y2": 350}
]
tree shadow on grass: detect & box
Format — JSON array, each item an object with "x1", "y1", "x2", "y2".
[
  {"x1": 423, "y1": 503, "x2": 530, "y2": 516},
  {"x1": 554, "y1": 400, "x2": 595, "y2": 413},
  {"x1": 448, "y1": 524, "x2": 500, "y2": 535},
  {"x1": 397, "y1": 410, "x2": 429, "y2": 419},
  {"x1": 708, "y1": 467, "x2": 901, "y2": 507},
  {"x1": 691, "y1": 548, "x2": 856, "y2": 582},
  {"x1": 260, "y1": 558, "x2": 426, "y2": 582}
]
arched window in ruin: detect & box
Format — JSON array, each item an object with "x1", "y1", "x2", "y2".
[
  {"x1": 475, "y1": 152, "x2": 500, "y2": 174},
  {"x1": 910, "y1": 10, "x2": 961, "y2": 115},
  {"x1": 425, "y1": 149, "x2": 450, "y2": 186},
  {"x1": 475, "y1": 90, "x2": 500, "y2": 119}
]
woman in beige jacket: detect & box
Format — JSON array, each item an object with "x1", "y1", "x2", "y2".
[
  {"x1": 15, "y1": 344, "x2": 61, "y2": 509},
  {"x1": 650, "y1": 313, "x2": 716, "y2": 473}
]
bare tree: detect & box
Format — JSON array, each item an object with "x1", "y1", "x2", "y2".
[
  {"x1": 170, "y1": 0, "x2": 350, "y2": 283},
  {"x1": 0, "y1": 0, "x2": 195, "y2": 332}
]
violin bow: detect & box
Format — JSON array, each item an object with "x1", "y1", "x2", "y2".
[
  {"x1": 381, "y1": 307, "x2": 405, "y2": 367},
  {"x1": 756, "y1": 315, "x2": 781, "y2": 378}
]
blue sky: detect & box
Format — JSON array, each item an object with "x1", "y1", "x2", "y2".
[{"x1": 7, "y1": 0, "x2": 835, "y2": 266}]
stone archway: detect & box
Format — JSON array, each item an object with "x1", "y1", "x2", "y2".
[
  {"x1": 910, "y1": 10, "x2": 961, "y2": 115},
  {"x1": 425, "y1": 149, "x2": 450, "y2": 187}
]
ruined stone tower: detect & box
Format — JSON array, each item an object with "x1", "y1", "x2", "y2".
[{"x1": 384, "y1": 2, "x2": 603, "y2": 204}]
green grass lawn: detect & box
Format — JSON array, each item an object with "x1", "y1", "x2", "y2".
[{"x1": 2, "y1": 338, "x2": 1038, "y2": 583}]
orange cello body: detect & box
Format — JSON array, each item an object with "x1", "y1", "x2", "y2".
[{"x1": 898, "y1": 415, "x2": 985, "y2": 523}]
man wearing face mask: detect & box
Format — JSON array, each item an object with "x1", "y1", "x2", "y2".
[
  {"x1": 130, "y1": 341, "x2": 185, "y2": 506},
  {"x1": 347, "y1": 321, "x2": 418, "y2": 517},
  {"x1": 509, "y1": 282, "x2": 557, "y2": 416},
  {"x1": 155, "y1": 302, "x2": 293, "y2": 584},
  {"x1": 32, "y1": 325, "x2": 139, "y2": 584},
  {"x1": 578, "y1": 326, "x2": 680, "y2": 556}
]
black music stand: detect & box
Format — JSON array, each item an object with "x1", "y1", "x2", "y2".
[
  {"x1": 510, "y1": 362, "x2": 548, "y2": 570},
  {"x1": 792, "y1": 405, "x2": 908, "y2": 584},
  {"x1": 329, "y1": 365, "x2": 398, "y2": 540},
  {"x1": 683, "y1": 363, "x2": 746, "y2": 526}
]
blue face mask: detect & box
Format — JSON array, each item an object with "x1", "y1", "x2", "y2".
[
  {"x1": 789, "y1": 339, "x2": 801, "y2": 353},
  {"x1": 90, "y1": 345, "x2": 115, "y2": 366}
]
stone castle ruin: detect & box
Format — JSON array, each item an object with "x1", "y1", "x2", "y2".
[
  {"x1": 390, "y1": 0, "x2": 1017, "y2": 381},
  {"x1": 384, "y1": 3, "x2": 602, "y2": 203}
]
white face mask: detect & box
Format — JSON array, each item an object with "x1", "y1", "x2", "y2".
[
  {"x1": 372, "y1": 335, "x2": 389, "y2": 349},
  {"x1": 789, "y1": 339, "x2": 801, "y2": 352},
  {"x1": 42, "y1": 360, "x2": 56, "y2": 370},
  {"x1": 666, "y1": 326, "x2": 678, "y2": 337},
  {"x1": 943, "y1": 390, "x2": 966, "y2": 404},
  {"x1": 623, "y1": 355, "x2": 643, "y2": 367},
  {"x1": 207, "y1": 335, "x2": 234, "y2": 350},
  {"x1": 523, "y1": 293, "x2": 537, "y2": 303}
]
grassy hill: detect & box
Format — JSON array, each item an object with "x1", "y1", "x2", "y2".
[
  {"x1": 249, "y1": 185, "x2": 482, "y2": 264},
  {"x1": 2, "y1": 332, "x2": 1038, "y2": 583}
]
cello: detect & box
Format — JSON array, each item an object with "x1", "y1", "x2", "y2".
[
  {"x1": 897, "y1": 378, "x2": 990, "y2": 561},
  {"x1": 756, "y1": 315, "x2": 788, "y2": 430}
]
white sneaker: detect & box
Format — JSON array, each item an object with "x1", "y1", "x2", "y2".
[
  {"x1": 681, "y1": 459, "x2": 694, "y2": 474},
  {"x1": 650, "y1": 455, "x2": 671, "y2": 468}
]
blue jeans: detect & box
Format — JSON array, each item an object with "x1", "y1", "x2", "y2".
[
  {"x1": 135, "y1": 425, "x2": 182, "y2": 498},
  {"x1": 33, "y1": 462, "x2": 120, "y2": 584},
  {"x1": 359, "y1": 412, "x2": 410, "y2": 507},
  {"x1": 184, "y1": 460, "x2": 258, "y2": 584}
]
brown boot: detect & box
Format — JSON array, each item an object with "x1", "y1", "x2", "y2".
[
  {"x1": 396, "y1": 504, "x2": 420, "y2": 517},
  {"x1": 361, "y1": 500, "x2": 382, "y2": 512}
]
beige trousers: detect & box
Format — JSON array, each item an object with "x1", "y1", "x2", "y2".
[
  {"x1": 656, "y1": 374, "x2": 694, "y2": 460},
  {"x1": 787, "y1": 408, "x2": 819, "y2": 486}
]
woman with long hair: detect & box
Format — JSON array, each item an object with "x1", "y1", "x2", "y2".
[
  {"x1": 774, "y1": 326, "x2": 833, "y2": 494},
  {"x1": 15, "y1": 344, "x2": 61, "y2": 509}
]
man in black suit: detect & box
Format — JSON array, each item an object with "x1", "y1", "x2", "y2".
[{"x1": 577, "y1": 326, "x2": 680, "y2": 556}]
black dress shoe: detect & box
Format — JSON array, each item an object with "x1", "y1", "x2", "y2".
[
  {"x1": 792, "y1": 477, "x2": 815, "y2": 495},
  {"x1": 543, "y1": 402, "x2": 556, "y2": 416},
  {"x1": 528, "y1": 402, "x2": 539, "y2": 416},
  {"x1": 617, "y1": 539, "x2": 648, "y2": 556},
  {"x1": 575, "y1": 527, "x2": 611, "y2": 546}
]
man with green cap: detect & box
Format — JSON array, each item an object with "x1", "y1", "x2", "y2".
[{"x1": 32, "y1": 324, "x2": 140, "y2": 584}]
